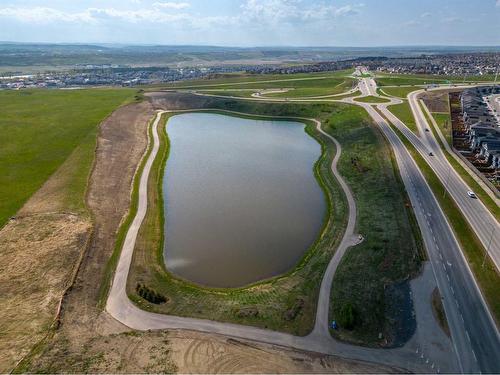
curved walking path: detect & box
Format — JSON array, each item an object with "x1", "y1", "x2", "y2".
[{"x1": 105, "y1": 109, "x2": 431, "y2": 371}]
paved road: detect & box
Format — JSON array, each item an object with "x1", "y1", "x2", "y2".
[
  {"x1": 348, "y1": 72, "x2": 500, "y2": 373},
  {"x1": 403, "y1": 88, "x2": 500, "y2": 271}
]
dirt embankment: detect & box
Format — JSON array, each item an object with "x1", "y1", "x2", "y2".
[
  {"x1": 420, "y1": 91, "x2": 450, "y2": 113},
  {"x1": 3, "y1": 100, "x2": 154, "y2": 372}
]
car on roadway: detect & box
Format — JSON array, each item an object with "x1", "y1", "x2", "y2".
[
  {"x1": 467, "y1": 191, "x2": 477, "y2": 199},
  {"x1": 425, "y1": 128, "x2": 430, "y2": 132},
  {"x1": 429, "y1": 152, "x2": 434, "y2": 156}
]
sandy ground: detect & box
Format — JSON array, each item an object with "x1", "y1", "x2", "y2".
[
  {"x1": 420, "y1": 91, "x2": 450, "y2": 113},
  {"x1": 168, "y1": 330, "x2": 399, "y2": 374},
  {"x1": 0, "y1": 211, "x2": 91, "y2": 372}
]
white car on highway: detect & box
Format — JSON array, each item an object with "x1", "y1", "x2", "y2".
[{"x1": 467, "y1": 191, "x2": 477, "y2": 199}]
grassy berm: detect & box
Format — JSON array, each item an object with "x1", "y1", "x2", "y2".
[{"x1": 324, "y1": 106, "x2": 423, "y2": 346}]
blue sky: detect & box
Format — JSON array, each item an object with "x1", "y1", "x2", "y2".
[{"x1": 0, "y1": 0, "x2": 499, "y2": 46}]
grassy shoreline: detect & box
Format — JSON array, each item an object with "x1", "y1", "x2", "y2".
[{"x1": 125, "y1": 108, "x2": 346, "y2": 335}]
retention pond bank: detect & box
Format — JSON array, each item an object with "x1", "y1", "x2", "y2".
[{"x1": 163, "y1": 113, "x2": 326, "y2": 287}]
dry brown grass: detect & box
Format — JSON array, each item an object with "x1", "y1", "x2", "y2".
[{"x1": 0, "y1": 213, "x2": 90, "y2": 372}]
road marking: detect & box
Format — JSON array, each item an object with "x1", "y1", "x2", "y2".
[
  {"x1": 466, "y1": 331, "x2": 471, "y2": 342},
  {"x1": 442, "y1": 263, "x2": 446, "y2": 271},
  {"x1": 472, "y1": 349, "x2": 477, "y2": 362}
]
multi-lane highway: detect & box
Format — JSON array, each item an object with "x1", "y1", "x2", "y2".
[
  {"x1": 358, "y1": 73, "x2": 500, "y2": 271},
  {"x1": 351, "y1": 71, "x2": 500, "y2": 372},
  {"x1": 405, "y1": 88, "x2": 500, "y2": 270}
]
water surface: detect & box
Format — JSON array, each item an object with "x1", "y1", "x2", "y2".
[{"x1": 163, "y1": 113, "x2": 325, "y2": 287}]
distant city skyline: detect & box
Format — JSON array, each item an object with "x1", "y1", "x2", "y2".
[{"x1": 0, "y1": 0, "x2": 499, "y2": 46}]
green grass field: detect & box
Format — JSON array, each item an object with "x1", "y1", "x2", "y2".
[
  {"x1": 0, "y1": 88, "x2": 135, "y2": 226},
  {"x1": 386, "y1": 101, "x2": 418, "y2": 133},
  {"x1": 379, "y1": 86, "x2": 422, "y2": 99},
  {"x1": 353, "y1": 95, "x2": 391, "y2": 104},
  {"x1": 327, "y1": 107, "x2": 423, "y2": 345},
  {"x1": 432, "y1": 112, "x2": 452, "y2": 145},
  {"x1": 160, "y1": 69, "x2": 354, "y2": 89}
]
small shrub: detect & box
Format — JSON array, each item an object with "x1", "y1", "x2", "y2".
[
  {"x1": 338, "y1": 303, "x2": 357, "y2": 330},
  {"x1": 136, "y1": 283, "x2": 167, "y2": 304}
]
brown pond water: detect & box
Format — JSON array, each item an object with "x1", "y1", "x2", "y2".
[{"x1": 163, "y1": 113, "x2": 326, "y2": 287}]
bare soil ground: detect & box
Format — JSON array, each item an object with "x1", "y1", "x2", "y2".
[
  {"x1": 169, "y1": 330, "x2": 399, "y2": 374},
  {"x1": 0, "y1": 129, "x2": 99, "y2": 371},
  {"x1": 0, "y1": 213, "x2": 90, "y2": 372},
  {"x1": 420, "y1": 91, "x2": 450, "y2": 113}
]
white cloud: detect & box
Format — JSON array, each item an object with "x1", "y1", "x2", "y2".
[
  {"x1": 497, "y1": 0, "x2": 500, "y2": 7},
  {"x1": 0, "y1": 1, "x2": 362, "y2": 29},
  {"x1": 0, "y1": 7, "x2": 94, "y2": 23},
  {"x1": 240, "y1": 0, "x2": 363, "y2": 23},
  {"x1": 420, "y1": 12, "x2": 432, "y2": 18},
  {"x1": 152, "y1": 2, "x2": 191, "y2": 10}
]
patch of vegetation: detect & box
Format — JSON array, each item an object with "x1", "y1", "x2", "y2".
[
  {"x1": 379, "y1": 86, "x2": 421, "y2": 99},
  {"x1": 136, "y1": 283, "x2": 167, "y2": 304},
  {"x1": 327, "y1": 106, "x2": 423, "y2": 346},
  {"x1": 353, "y1": 95, "x2": 391, "y2": 104},
  {"x1": 0, "y1": 88, "x2": 135, "y2": 227},
  {"x1": 432, "y1": 112, "x2": 452, "y2": 145},
  {"x1": 431, "y1": 287, "x2": 450, "y2": 337},
  {"x1": 386, "y1": 101, "x2": 417, "y2": 133},
  {"x1": 389, "y1": 124, "x2": 500, "y2": 324},
  {"x1": 161, "y1": 69, "x2": 354, "y2": 89}
]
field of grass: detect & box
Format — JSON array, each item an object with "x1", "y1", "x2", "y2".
[
  {"x1": 160, "y1": 69, "x2": 354, "y2": 89},
  {"x1": 379, "y1": 86, "x2": 422, "y2": 99},
  {"x1": 386, "y1": 101, "x2": 417, "y2": 133},
  {"x1": 327, "y1": 107, "x2": 423, "y2": 345},
  {"x1": 432, "y1": 112, "x2": 452, "y2": 145},
  {"x1": 188, "y1": 77, "x2": 355, "y2": 97},
  {"x1": 0, "y1": 88, "x2": 135, "y2": 227},
  {"x1": 389, "y1": 125, "x2": 500, "y2": 324},
  {"x1": 353, "y1": 95, "x2": 391, "y2": 104}
]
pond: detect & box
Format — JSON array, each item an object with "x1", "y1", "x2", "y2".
[{"x1": 163, "y1": 112, "x2": 326, "y2": 287}]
